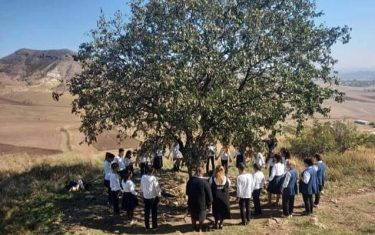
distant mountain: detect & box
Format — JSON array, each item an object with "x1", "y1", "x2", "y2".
[
  {"x1": 0, "y1": 48, "x2": 81, "y2": 85},
  {"x1": 339, "y1": 71, "x2": 375, "y2": 81}
]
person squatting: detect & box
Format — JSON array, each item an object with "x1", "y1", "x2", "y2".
[{"x1": 103, "y1": 143, "x2": 326, "y2": 232}]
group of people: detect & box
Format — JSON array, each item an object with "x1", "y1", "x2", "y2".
[{"x1": 103, "y1": 140, "x2": 327, "y2": 232}]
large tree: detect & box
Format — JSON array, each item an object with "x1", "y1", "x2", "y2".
[{"x1": 66, "y1": 0, "x2": 350, "y2": 174}]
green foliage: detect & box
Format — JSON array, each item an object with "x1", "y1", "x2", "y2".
[
  {"x1": 68, "y1": 0, "x2": 351, "y2": 173},
  {"x1": 289, "y1": 120, "x2": 375, "y2": 157}
]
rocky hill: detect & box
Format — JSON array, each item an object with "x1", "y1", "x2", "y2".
[{"x1": 0, "y1": 48, "x2": 81, "y2": 85}]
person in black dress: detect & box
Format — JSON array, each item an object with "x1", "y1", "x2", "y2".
[
  {"x1": 186, "y1": 167, "x2": 213, "y2": 232},
  {"x1": 209, "y1": 165, "x2": 231, "y2": 229}
]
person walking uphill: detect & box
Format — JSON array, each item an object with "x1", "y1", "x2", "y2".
[
  {"x1": 236, "y1": 163, "x2": 255, "y2": 225},
  {"x1": 140, "y1": 166, "x2": 162, "y2": 231},
  {"x1": 186, "y1": 167, "x2": 213, "y2": 232}
]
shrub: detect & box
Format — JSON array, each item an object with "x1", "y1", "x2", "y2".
[{"x1": 289, "y1": 120, "x2": 373, "y2": 157}]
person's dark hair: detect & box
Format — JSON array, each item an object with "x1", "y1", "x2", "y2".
[
  {"x1": 125, "y1": 150, "x2": 132, "y2": 158},
  {"x1": 281, "y1": 147, "x2": 291, "y2": 159},
  {"x1": 111, "y1": 162, "x2": 119, "y2": 170},
  {"x1": 124, "y1": 171, "x2": 133, "y2": 181},
  {"x1": 238, "y1": 162, "x2": 246, "y2": 171},
  {"x1": 253, "y1": 163, "x2": 261, "y2": 171},
  {"x1": 105, "y1": 152, "x2": 115, "y2": 161},
  {"x1": 274, "y1": 154, "x2": 282, "y2": 163},
  {"x1": 146, "y1": 165, "x2": 154, "y2": 174},
  {"x1": 119, "y1": 148, "x2": 124, "y2": 153},
  {"x1": 314, "y1": 153, "x2": 323, "y2": 161},
  {"x1": 304, "y1": 157, "x2": 314, "y2": 166}
]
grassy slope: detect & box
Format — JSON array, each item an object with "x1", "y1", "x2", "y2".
[{"x1": 1, "y1": 149, "x2": 375, "y2": 235}]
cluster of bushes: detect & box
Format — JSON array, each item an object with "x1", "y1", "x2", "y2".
[{"x1": 289, "y1": 120, "x2": 375, "y2": 157}]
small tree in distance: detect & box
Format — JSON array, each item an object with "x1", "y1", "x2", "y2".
[{"x1": 66, "y1": 0, "x2": 351, "y2": 175}]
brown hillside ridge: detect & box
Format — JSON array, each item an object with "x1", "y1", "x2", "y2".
[{"x1": 0, "y1": 48, "x2": 81, "y2": 85}]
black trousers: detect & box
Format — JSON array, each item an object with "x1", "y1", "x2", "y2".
[
  {"x1": 144, "y1": 197, "x2": 159, "y2": 229},
  {"x1": 206, "y1": 156, "x2": 215, "y2": 175},
  {"x1": 221, "y1": 159, "x2": 228, "y2": 174},
  {"x1": 302, "y1": 194, "x2": 313, "y2": 214},
  {"x1": 282, "y1": 194, "x2": 295, "y2": 216},
  {"x1": 104, "y1": 180, "x2": 112, "y2": 205},
  {"x1": 252, "y1": 189, "x2": 262, "y2": 215},
  {"x1": 112, "y1": 190, "x2": 120, "y2": 214},
  {"x1": 140, "y1": 162, "x2": 147, "y2": 176},
  {"x1": 239, "y1": 198, "x2": 251, "y2": 224},
  {"x1": 314, "y1": 185, "x2": 323, "y2": 205},
  {"x1": 173, "y1": 158, "x2": 181, "y2": 172}
]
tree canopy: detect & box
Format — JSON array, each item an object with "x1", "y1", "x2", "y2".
[{"x1": 67, "y1": 0, "x2": 350, "y2": 173}]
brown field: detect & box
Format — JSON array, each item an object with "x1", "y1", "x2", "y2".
[{"x1": 0, "y1": 83, "x2": 374, "y2": 157}]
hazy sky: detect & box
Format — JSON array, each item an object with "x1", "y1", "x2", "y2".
[{"x1": 0, "y1": 0, "x2": 374, "y2": 72}]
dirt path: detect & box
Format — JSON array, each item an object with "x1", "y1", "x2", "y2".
[{"x1": 58, "y1": 166, "x2": 375, "y2": 235}]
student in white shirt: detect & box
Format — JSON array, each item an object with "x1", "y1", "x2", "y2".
[
  {"x1": 152, "y1": 148, "x2": 164, "y2": 176},
  {"x1": 140, "y1": 166, "x2": 162, "y2": 231},
  {"x1": 253, "y1": 148, "x2": 265, "y2": 167},
  {"x1": 122, "y1": 171, "x2": 139, "y2": 225},
  {"x1": 124, "y1": 150, "x2": 134, "y2": 175},
  {"x1": 280, "y1": 147, "x2": 291, "y2": 171},
  {"x1": 252, "y1": 163, "x2": 265, "y2": 216},
  {"x1": 138, "y1": 151, "x2": 148, "y2": 176},
  {"x1": 206, "y1": 143, "x2": 216, "y2": 175},
  {"x1": 114, "y1": 148, "x2": 126, "y2": 181},
  {"x1": 168, "y1": 139, "x2": 184, "y2": 173},
  {"x1": 236, "y1": 163, "x2": 255, "y2": 225},
  {"x1": 216, "y1": 145, "x2": 232, "y2": 174},
  {"x1": 266, "y1": 154, "x2": 285, "y2": 206},
  {"x1": 104, "y1": 152, "x2": 115, "y2": 206},
  {"x1": 110, "y1": 162, "x2": 122, "y2": 214}
]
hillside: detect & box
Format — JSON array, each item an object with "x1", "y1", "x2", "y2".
[
  {"x1": 0, "y1": 48, "x2": 81, "y2": 85},
  {"x1": 339, "y1": 70, "x2": 375, "y2": 81}
]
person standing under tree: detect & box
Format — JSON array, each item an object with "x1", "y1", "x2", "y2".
[
  {"x1": 281, "y1": 160, "x2": 298, "y2": 218},
  {"x1": 266, "y1": 154, "x2": 285, "y2": 206},
  {"x1": 138, "y1": 151, "x2": 148, "y2": 176},
  {"x1": 186, "y1": 167, "x2": 213, "y2": 232},
  {"x1": 313, "y1": 153, "x2": 326, "y2": 208},
  {"x1": 152, "y1": 148, "x2": 164, "y2": 176},
  {"x1": 110, "y1": 162, "x2": 122, "y2": 215},
  {"x1": 122, "y1": 171, "x2": 139, "y2": 225},
  {"x1": 114, "y1": 148, "x2": 126, "y2": 181},
  {"x1": 216, "y1": 145, "x2": 232, "y2": 175},
  {"x1": 252, "y1": 163, "x2": 265, "y2": 216},
  {"x1": 236, "y1": 163, "x2": 255, "y2": 225},
  {"x1": 299, "y1": 157, "x2": 318, "y2": 215},
  {"x1": 140, "y1": 166, "x2": 162, "y2": 231},
  {"x1": 103, "y1": 152, "x2": 115, "y2": 206},
  {"x1": 168, "y1": 138, "x2": 184, "y2": 173},
  {"x1": 206, "y1": 143, "x2": 216, "y2": 176},
  {"x1": 234, "y1": 146, "x2": 246, "y2": 169},
  {"x1": 209, "y1": 165, "x2": 231, "y2": 229}
]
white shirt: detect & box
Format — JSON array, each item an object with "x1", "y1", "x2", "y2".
[
  {"x1": 104, "y1": 160, "x2": 112, "y2": 180},
  {"x1": 266, "y1": 157, "x2": 274, "y2": 168},
  {"x1": 208, "y1": 145, "x2": 216, "y2": 157},
  {"x1": 169, "y1": 144, "x2": 182, "y2": 159},
  {"x1": 140, "y1": 155, "x2": 148, "y2": 163},
  {"x1": 253, "y1": 152, "x2": 265, "y2": 167},
  {"x1": 140, "y1": 174, "x2": 162, "y2": 199},
  {"x1": 253, "y1": 170, "x2": 265, "y2": 189},
  {"x1": 282, "y1": 171, "x2": 292, "y2": 188},
  {"x1": 236, "y1": 173, "x2": 255, "y2": 198},
  {"x1": 218, "y1": 148, "x2": 231, "y2": 160},
  {"x1": 110, "y1": 172, "x2": 121, "y2": 191},
  {"x1": 124, "y1": 157, "x2": 133, "y2": 167},
  {"x1": 122, "y1": 180, "x2": 138, "y2": 196},
  {"x1": 114, "y1": 155, "x2": 125, "y2": 170},
  {"x1": 302, "y1": 166, "x2": 314, "y2": 184},
  {"x1": 269, "y1": 162, "x2": 285, "y2": 181}
]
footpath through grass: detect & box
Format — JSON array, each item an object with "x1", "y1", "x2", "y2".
[{"x1": 1, "y1": 150, "x2": 375, "y2": 235}]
